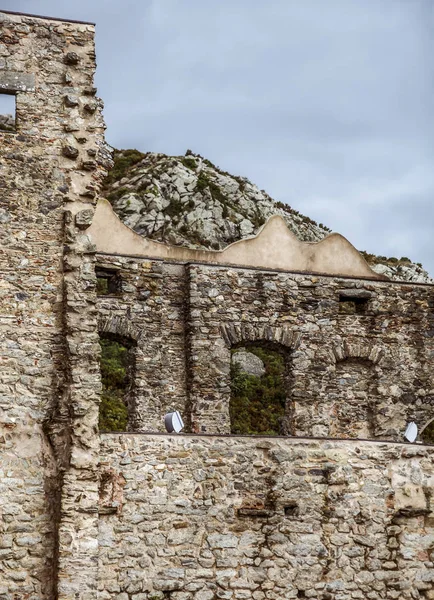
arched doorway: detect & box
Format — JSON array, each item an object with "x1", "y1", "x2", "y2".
[
  {"x1": 229, "y1": 341, "x2": 293, "y2": 435},
  {"x1": 98, "y1": 333, "x2": 136, "y2": 431}
]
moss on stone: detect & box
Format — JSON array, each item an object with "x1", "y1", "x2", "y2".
[
  {"x1": 107, "y1": 187, "x2": 130, "y2": 204},
  {"x1": 165, "y1": 198, "x2": 184, "y2": 219},
  {"x1": 181, "y1": 157, "x2": 197, "y2": 170}
]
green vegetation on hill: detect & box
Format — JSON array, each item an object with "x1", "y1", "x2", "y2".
[
  {"x1": 0, "y1": 123, "x2": 15, "y2": 132},
  {"x1": 98, "y1": 338, "x2": 129, "y2": 431},
  {"x1": 230, "y1": 346, "x2": 287, "y2": 435},
  {"x1": 104, "y1": 149, "x2": 146, "y2": 188},
  {"x1": 360, "y1": 251, "x2": 421, "y2": 269}
]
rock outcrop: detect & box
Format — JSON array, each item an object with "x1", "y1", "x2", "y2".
[
  {"x1": 232, "y1": 349, "x2": 266, "y2": 378},
  {"x1": 370, "y1": 261, "x2": 431, "y2": 284},
  {"x1": 103, "y1": 149, "x2": 433, "y2": 283}
]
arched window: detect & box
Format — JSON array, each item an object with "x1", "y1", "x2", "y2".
[
  {"x1": 420, "y1": 419, "x2": 434, "y2": 444},
  {"x1": 99, "y1": 334, "x2": 136, "y2": 432},
  {"x1": 229, "y1": 342, "x2": 291, "y2": 435}
]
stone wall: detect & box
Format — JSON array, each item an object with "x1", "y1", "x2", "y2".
[
  {"x1": 0, "y1": 11, "x2": 109, "y2": 599},
  {"x1": 98, "y1": 433, "x2": 434, "y2": 600},
  {"x1": 2, "y1": 10, "x2": 434, "y2": 600},
  {"x1": 95, "y1": 256, "x2": 434, "y2": 441},
  {"x1": 188, "y1": 265, "x2": 434, "y2": 438},
  {"x1": 96, "y1": 254, "x2": 188, "y2": 432}
]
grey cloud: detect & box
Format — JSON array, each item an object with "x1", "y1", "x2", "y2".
[{"x1": 2, "y1": 0, "x2": 434, "y2": 273}]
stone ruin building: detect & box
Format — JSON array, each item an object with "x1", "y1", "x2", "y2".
[{"x1": 1, "y1": 9, "x2": 434, "y2": 600}]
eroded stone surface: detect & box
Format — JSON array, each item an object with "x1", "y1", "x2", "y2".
[
  {"x1": 98, "y1": 434, "x2": 434, "y2": 600},
  {"x1": 1, "y1": 9, "x2": 434, "y2": 600},
  {"x1": 0, "y1": 10, "x2": 109, "y2": 599}
]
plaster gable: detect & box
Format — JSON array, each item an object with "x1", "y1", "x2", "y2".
[{"x1": 90, "y1": 198, "x2": 384, "y2": 279}]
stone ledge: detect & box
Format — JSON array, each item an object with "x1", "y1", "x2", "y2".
[{"x1": 0, "y1": 71, "x2": 35, "y2": 93}]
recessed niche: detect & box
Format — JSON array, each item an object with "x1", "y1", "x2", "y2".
[
  {"x1": 284, "y1": 503, "x2": 299, "y2": 517},
  {"x1": 338, "y1": 289, "x2": 371, "y2": 315},
  {"x1": 339, "y1": 295, "x2": 369, "y2": 315},
  {"x1": 96, "y1": 267, "x2": 122, "y2": 296},
  {"x1": 0, "y1": 93, "x2": 16, "y2": 132}
]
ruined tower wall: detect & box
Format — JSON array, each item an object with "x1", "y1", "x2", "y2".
[
  {"x1": 187, "y1": 264, "x2": 434, "y2": 438},
  {"x1": 98, "y1": 434, "x2": 434, "y2": 599},
  {"x1": 0, "y1": 12, "x2": 109, "y2": 599}
]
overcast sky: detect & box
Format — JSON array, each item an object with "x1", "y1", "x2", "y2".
[{"x1": 2, "y1": 0, "x2": 434, "y2": 272}]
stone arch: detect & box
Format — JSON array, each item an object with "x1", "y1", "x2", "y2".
[
  {"x1": 220, "y1": 324, "x2": 299, "y2": 436},
  {"x1": 230, "y1": 341, "x2": 293, "y2": 436},
  {"x1": 420, "y1": 417, "x2": 434, "y2": 444},
  {"x1": 330, "y1": 356, "x2": 378, "y2": 438},
  {"x1": 98, "y1": 314, "x2": 142, "y2": 343},
  {"x1": 220, "y1": 323, "x2": 301, "y2": 350},
  {"x1": 98, "y1": 318, "x2": 139, "y2": 431},
  {"x1": 190, "y1": 324, "x2": 301, "y2": 435},
  {"x1": 327, "y1": 341, "x2": 392, "y2": 439},
  {"x1": 330, "y1": 340, "x2": 384, "y2": 365}
]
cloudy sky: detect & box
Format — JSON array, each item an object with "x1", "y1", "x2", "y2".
[{"x1": 3, "y1": 0, "x2": 434, "y2": 272}]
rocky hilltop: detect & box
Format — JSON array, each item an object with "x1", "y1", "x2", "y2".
[{"x1": 103, "y1": 149, "x2": 432, "y2": 283}]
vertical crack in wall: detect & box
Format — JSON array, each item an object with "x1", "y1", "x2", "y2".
[
  {"x1": 42, "y1": 309, "x2": 73, "y2": 599},
  {"x1": 184, "y1": 264, "x2": 195, "y2": 433}
]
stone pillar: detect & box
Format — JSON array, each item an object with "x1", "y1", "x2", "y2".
[
  {"x1": 53, "y1": 23, "x2": 112, "y2": 600},
  {"x1": 0, "y1": 10, "x2": 111, "y2": 599}
]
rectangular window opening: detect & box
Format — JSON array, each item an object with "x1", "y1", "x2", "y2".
[
  {"x1": 0, "y1": 93, "x2": 16, "y2": 132},
  {"x1": 339, "y1": 295, "x2": 369, "y2": 315},
  {"x1": 96, "y1": 267, "x2": 122, "y2": 296}
]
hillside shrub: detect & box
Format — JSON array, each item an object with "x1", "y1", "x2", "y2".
[
  {"x1": 107, "y1": 187, "x2": 130, "y2": 203},
  {"x1": 104, "y1": 149, "x2": 146, "y2": 188},
  {"x1": 98, "y1": 338, "x2": 129, "y2": 431},
  {"x1": 181, "y1": 157, "x2": 197, "y2": 170},
  {"x1": 230, "y1": 346, "x2": 286, "y2": 435}
]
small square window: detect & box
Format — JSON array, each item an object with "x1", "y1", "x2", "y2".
[
  {"x1": 96, "y1": 268, "x2": 122, "y2": 296},
  {"x1": 284, "y1": 503, "x2": 299, "y2": 517},
  {"x1": 338, "y1": 295, "x2": 368, "y2": 315},
  {"x1": 0, "y1": 93, "x2": 16, "y2": 132}
]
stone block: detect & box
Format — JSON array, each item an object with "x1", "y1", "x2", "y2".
[{"x1": 0, "y1": 71, "x2": 35, "y2": 92}]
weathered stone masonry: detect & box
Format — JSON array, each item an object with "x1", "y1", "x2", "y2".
[
  {"x1": 1, "y1": 9, "x2": 434, "y2": 600},
  {"x1": 94, "y1": 255, "x2": 434, "y2": 598},
  {"x1": 0, "y1": 10, "x2": 110, "y2": 599},
  {"x1": 98, "y1": 434, "x2": 434, "y2": 600},
  {"x1": 95, "y1": 254, "x2": 434, "y2": 441}
]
